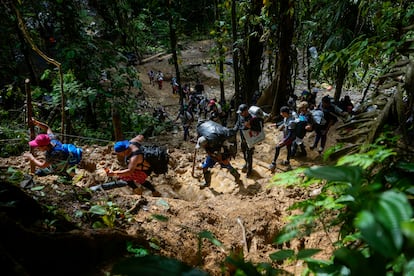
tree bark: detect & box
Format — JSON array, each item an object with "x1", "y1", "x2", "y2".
[{"x1": 257, "y1": 0, "x2": 295, "y2": 116}]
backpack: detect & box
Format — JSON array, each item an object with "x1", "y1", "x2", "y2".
[
  {"x1": 310, "y1": 109, "x2": 326, "y2": 126},
  {"x1": 141, "y1": 145, "x2": 169, "y2": 174},
  {"x1": 59, "y1": 144, "x2": 83, "y2": 165},
  {"x1": 197, "y1": 120, "x2": 237, "y2": 158}
]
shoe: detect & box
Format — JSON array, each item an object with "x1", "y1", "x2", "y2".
[
  {"x1": 199, "y1": 182, "x2": 210, "y2": 189},
  {"x1": 90, "y1": 185, "x2": 102, "y2": 191},
  {"x1": 318, "y1": 147, "x2": 324, "y2": 153},
  {"x1": 246, "y1": 170, "x2": 252, "y2": 178},
  {"x1": 268, "y1": 162, "x2": 276, "y2": 172},
  {"x1": 133, "y1": 187, "x2": 143, "y2": 195},
  {"x1": 281, "y1": 160, "x2": 290, "y2": 165},
  {"x1": 152, "y1": 191, "x2": 161, "y2": 197}
]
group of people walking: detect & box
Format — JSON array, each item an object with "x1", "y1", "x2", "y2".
[{"x1": 24, "y1": 90, "x2": 348, "y2": 195}]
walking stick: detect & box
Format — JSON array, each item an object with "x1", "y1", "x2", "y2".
[
  {"x1": 191, "y1": 148, "x2": 198, "y2": 178},
  {"x1": 25, "y1": 79, "x2": 35, "y2": 174}
]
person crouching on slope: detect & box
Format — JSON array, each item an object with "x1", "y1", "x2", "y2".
[{"x1": 91, "y1": 134, "x2": 161, "y2": 197}]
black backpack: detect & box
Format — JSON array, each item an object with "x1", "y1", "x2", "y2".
[
  {"x1": 197, "y1": 120, "x2": 237, "y2": 158},
  {"x1": 141, "y1": 145, "x2": 169, "y2": 174},
  {"x1": 129, "y1": 143, "x2": 169, "y2": 175}
]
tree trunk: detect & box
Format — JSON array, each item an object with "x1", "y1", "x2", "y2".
[
  {"x1": 257, "y1": 0, "x2": 295, "y2": 116},
  {"x1": 214, "y1": 0, "x2": 226, "y2": 104},
  {"x1": 334, "y1": 64, "x2": 348, "y2": 102},
  {"x1": 167, "y1": 0, "x2": 183, "y2": 106},
  {"x1": 231, "y1": 0, "x2": 241, "y2": 107}
]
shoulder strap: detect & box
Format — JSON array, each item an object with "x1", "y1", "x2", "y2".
[{"x1": 130, "y1": 141, "x2": 141, "y2": 147}]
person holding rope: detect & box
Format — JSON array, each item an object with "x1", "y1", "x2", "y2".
[{"x1": 23, "y1": 118, "x2": 82, "y2": 177}]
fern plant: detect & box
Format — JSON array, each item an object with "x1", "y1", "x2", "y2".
[{"x1": 269, "y1": 137, "x2": 414, "y2": 275}]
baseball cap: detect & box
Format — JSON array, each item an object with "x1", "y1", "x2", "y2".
[
  {"x1": 114, "y1": 140, "x2": 130, "y2": 152},
  {"x1": 28, "y1": 134, "x2": 51, "y2": 147},
  {"x1": 237, "y1": 104, "x2": 249, "y2": 114}
]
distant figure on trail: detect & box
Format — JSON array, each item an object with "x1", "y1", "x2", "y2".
[
  {"x1": 310, "y1": 95, "x2": 346, "y2": 154},
  {"x1": 171, "y1": 77, "x2": 179, "y2": 94},
  {"x1": 174, "y1": 105, "x2": 194, "y2": 141},
  {"x1": 338, "y1": 95, "x2": 354, "y2": 114},
  {"x1": 207, "y1": 99, "x2": 223, "y2": 124},
  {"x1": 182, "y1": 83, "x2": 190, "y2": 99},
  {"x1": 153, "y1": 105, "x2": 170, "y2": 123},
  {"x1": 268, "y1": 106, "x2": 296, "y2": 172},
  {"x1": 23, "y1": 118, "x2": 82, "y2": 178},
  {"x1": 194, "y1": 79, "x2": 204, "y2": 95},
  {"x1": 148, "y1": 70, "x2": 155, "y2": 86},
  {"x1": 90, "y1": 134, "x2": 161, "y2": 197},
  {"x1": 291, "y1": 101, "x2": 313, "y2": 158},
  {"x1": 156, "y1": 70, "x2": 164, "y2": 89}
]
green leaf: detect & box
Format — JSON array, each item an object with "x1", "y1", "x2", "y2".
[
  {"x1": 269, "y1": 249, "x2": 294, "y2": 261},
  {"x1": 151, "y1": 214, "x2": 169, "y2": 222},
  {"x1": 30, "y1": 185, "x2": 45, "y2": 191},
  {"x1": 306, "y1": 166, "x2": 363, "y2": 185},
  {"x1": 374, "y1": 191, "x2": 413, "y2": 251},
  {"x1": 355, "y1": 210, "x2": 398, "y2": 258},
  {"x1": 333, "y1": 247, "x2": 372, "y2": 274},
  {"x1": 275, "y1": 229, "x2": 299, "y2": 244},
  {"x1": 297, "y1": 248, "x2": 322, "y2": 260},
  {"x1": 198, "y1": 230, "x2": 223, "y2": 247},
  {"x1": 89, "y1": 205, "x2": 107, "y2": 215},
  {"x1": 401, "y1": 221, "x2": 414, "y2": 241},
  {"x1": 112, "y1": 255, "x2": 208, "y2": 276},
  {"x1": 156, "y1": 199, "x2": 170, "y2": 210},
  {"x1": 396, "y1": 162, "x2": 414, "y2": 173}
]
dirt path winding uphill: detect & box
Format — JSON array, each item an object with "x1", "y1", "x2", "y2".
[{"x1": 0, "y1": 40, "x2": 336, "y2": 275}]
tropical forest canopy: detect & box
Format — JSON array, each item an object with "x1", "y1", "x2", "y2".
[{"x1": 1, "y1": 0, "x2": 413, "y2": 147}]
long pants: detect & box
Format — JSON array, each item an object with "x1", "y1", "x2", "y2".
[
  {"x1": 312, "y1": 125, "x2": 328, "y2": 149},
  {"x1": 272, "y1": 143, "x2": 292, "y2": 163},
  {"x1": 241, "y1": 140, "x2": 254, "y2": 173}
]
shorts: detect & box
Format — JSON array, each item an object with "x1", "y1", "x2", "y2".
[
  {"x1": 202, "y1": 155, "x2": 231, "y2": 170},
  {"x1": 119, "y1": 170, "x2": 148, "y2": 185}
]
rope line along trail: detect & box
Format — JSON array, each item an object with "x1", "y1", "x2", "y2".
[{"x1": 0, "y1": 135, "x2": 112, "y2": 144}]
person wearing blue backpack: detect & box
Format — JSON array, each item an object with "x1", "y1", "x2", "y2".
[{"x1": 23, "y1": 118, "x2": 82, "y2": 177}]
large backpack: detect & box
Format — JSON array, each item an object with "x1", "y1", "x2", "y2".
[
  {"x1": 141, "y1": 145, "x2": 169, "y2": 174},
  {"x1": 59, "y1": 144, "x2": 83, "y2": 165},
  {"x1": 197, "y1": 120, "x2": 237, "y2": 158}
]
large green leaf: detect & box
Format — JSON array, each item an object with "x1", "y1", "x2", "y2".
[
  {"x1": 269, "y1": 249, "x2": 294, "y2": 261},
  {"x1": 355, "y1": 211, "x2": 398, "y2": 258},
  {"x1": 373, "y1": 191, "x2": 413, "y2": 251},
  {"x1": 111, "y1": 255, "x2": 208, "y2": 275},
  {"x1": 296, "y1": 248, "x2": 322, "y2": 260},
  {"x1": 305, "y1": 166, "x2": 363, "y2": 186},
  {"x1": 333, "y1": 247, "x2": 373, "y2": 275}
]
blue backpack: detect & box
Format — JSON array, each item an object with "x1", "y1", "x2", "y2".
[{"x1": 59, "y1": 144, "x2": 83, "y2": 165}]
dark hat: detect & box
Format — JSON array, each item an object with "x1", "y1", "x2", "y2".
[
  {"x1": 237, "y1": 104, "x2": 249, "y2": 114},
  {"x1": 280, "y1": 106, "x2": 290, "y2": 114}
]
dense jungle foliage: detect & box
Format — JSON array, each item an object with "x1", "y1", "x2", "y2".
[{"x1": 1, "y1": 0, "x2": 414, "y2": 275}]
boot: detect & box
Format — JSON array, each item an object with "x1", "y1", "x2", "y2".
[
  {"x1": 300, "y1": 144, "x2": 307, "y2": 157},
  {"x1": 90, "y1": 180, "x2": 128, "y2": 191},
  {"x1": 230, "y1": 168, "x2": 241, "y2": 185},
  {"x1": 200, "y1": 170, "x2": 211, "y2": 188}
]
